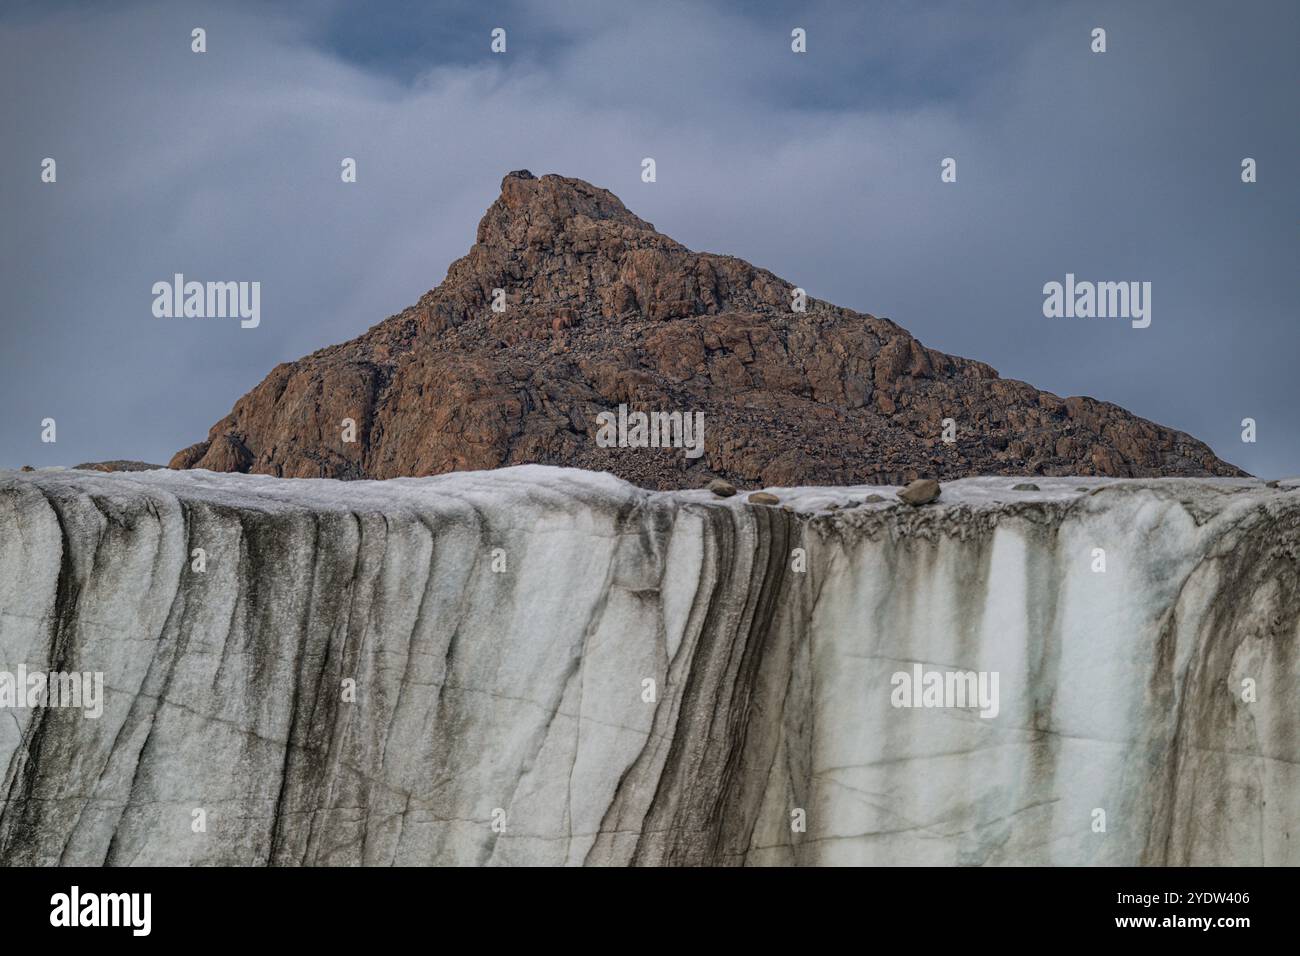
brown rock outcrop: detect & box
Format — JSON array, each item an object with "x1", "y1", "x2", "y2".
[{"x1": 170, "y1": 170, "x2": 1245, "y2": 486}]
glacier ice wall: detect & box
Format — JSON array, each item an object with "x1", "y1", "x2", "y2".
[{"x1": 1, "y1": 467, "x2": 1297, "y2": 866}]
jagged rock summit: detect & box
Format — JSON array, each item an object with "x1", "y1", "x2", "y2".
[{"x1": 171, "y1": 170, "x2": 1243, "y2": 487}]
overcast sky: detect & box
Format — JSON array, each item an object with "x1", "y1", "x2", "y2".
[{"x1": 2, "y1": 0, "x2": 1296, "y2": 475}]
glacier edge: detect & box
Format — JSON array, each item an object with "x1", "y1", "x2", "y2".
[{"x1": 0, "y1": 466, "x2": 1297, "y2": 866}]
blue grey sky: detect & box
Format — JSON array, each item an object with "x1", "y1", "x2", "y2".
[{"x1": 2, "y1": 0, "x2": 1296, "y2": 474}]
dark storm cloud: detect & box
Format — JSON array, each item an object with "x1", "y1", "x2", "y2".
[{"x1": 1, "y1": 0, "x2": 1295, "y2": 474}]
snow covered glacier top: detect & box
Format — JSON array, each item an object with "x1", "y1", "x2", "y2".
[
  {"x1": 9, "y1": 461, "x2": 1290, "y2": 513},
  {"x1": 1, "y1": 466, "x2": 1297, "y2": 866}
]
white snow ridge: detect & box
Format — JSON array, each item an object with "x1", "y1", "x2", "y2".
[{"x1": 1, "y1": 467, "x2": 1297, "y2": 865}]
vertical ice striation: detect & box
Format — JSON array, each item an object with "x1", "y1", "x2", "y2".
[{"x1": 0, "y1": 468, "x2": 1296, "y2": 865}]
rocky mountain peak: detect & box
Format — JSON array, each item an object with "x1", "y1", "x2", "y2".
[
  {"x1": 476, "y1": 170, "x2": 656, "y2": 253},
  {"x1": 169, "y1": 171, "x2": 1244, "y2": 487}
]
